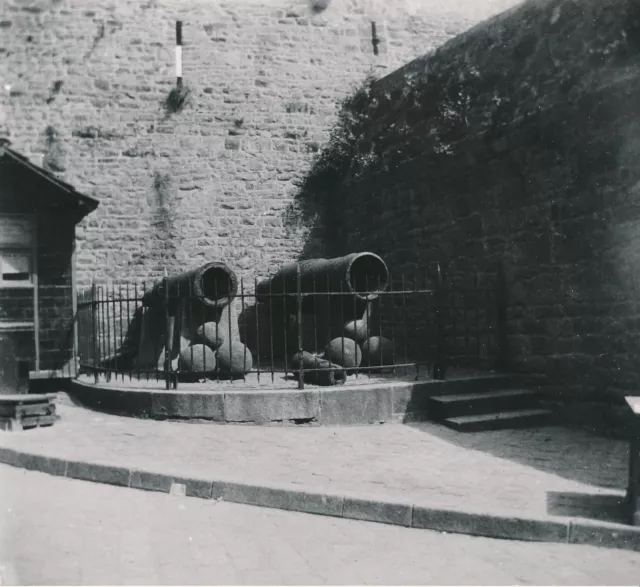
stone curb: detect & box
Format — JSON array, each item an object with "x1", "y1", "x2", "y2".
[
  {"x1": 68, "y1": 373, "x2": 524, "y2": 426},
  {"x1": 1, "y1": 445, "x2": 639, "y2": 552}
]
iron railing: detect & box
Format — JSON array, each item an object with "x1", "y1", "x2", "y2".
[{"x1": 75, "y1": 263, "x2": 507, "y2": 390}]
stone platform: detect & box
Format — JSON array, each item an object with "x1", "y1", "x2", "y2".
[
  {"x1": 68, "y1": 370, "x2": 526, "y2": 425},
  {"x1": 1, "y1": 400, "x2": 638, "y2": 552}
]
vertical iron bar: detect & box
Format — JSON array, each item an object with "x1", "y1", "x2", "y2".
[
  {"x1": 464, "y1": 273, "x2": 470, "y2": 359},
  {"x1": 110, "y1": 282, "x2": 115, "y2": 380},
  {"x1": 148, "y1": 281, "x2": 155, "y2": 382},
  {"x1": 497, "y1": 261, "x2": 508, "y2": 372},
  {"x1": 451, "y1": 271, "x2": 457, "y2": 368},
  {"x1": 282, "y1": 276, "x2": 289, "y2": 380},
  {"x1": 326, "y1": 274, "x2": 332, "y2": 362},
  {"x1": 254, "y1": 277, "x2": 260, "y2": 383},
  {"x1": 353, "y1": 279, "x2": 361, "y2": 378},
  {"x1": 99, "y1": 285, "x2": 104, "y2": 380},
  {"x1": 312, "y1": 273, "x2": 319, "y2": 378},
  {"x1": 171, "y1": 280, "x2": 177, "y2": 390},
  {"x1": 190, "y1": 277, "x2": 195, "y2": 382},
  {"x1": 135, "y1": 282, "x2": 141, "y2": 382},
  {"x1": 118, "y1": 284, "x2": 124, "y2": 381},
  {"x1": 213, "y1": 279, "x2": 219, "y2": 383},
  {"x1": 111, "y1": 282, "x2": 116, "y2": 381},
  {"x1": 241, "y1": 278, "x2": 247, "y2": 383},
  {"x1": 171, "y1": 279, "x2": 178, "y2": 390},
  {"x1": 91, "y1": 281, "x2": 98, "y2": 384},
  {"x1": 107, "y1": 282, "x2": 113, "y2": 380},
  {"x1": 433, "y1": 262, "x2": 446, "y2": 380},
  {"x1": 296, "y1": 263, "x2": 304, "y2": 390},
  {"x1": 364, "y1": 273, "x2": 370, "y2": 378},
  {"x1": 401, "y1": 272, "x2": 408, "y2": 369},
  {"x1": 126, "y1": 283, "x2": 132, "y2": 381},
  {"x1": 475, "y1": 271, "x2": 481, "y2": 363},
  {"x1": 100, "y1": 285, "x2": 107, "y2": 381},
  {"x1": 103, "y1": 284, "x2": 109, "y2": 381},
  {"x1": 186, "y1": 279, "x2": 193, "y2": 378},
  {"x1": 269, "y1": 273, "x2": 274, "y2": 384},
  {"x1": 414, "y1": 266, "x2": 419, "y2": 380},
  {"x1": 107, "y1": 282, "x2": 113, "y2": 379},
  {"x1": 340, "y1": 278, "x2": 345, "y2": 373},
  {"x1": 390, "y1": 272, "x2": 397, "y2": 377},
  {"x1": 228, "y1": 283, "x2": 233, "y2": 386},
  {"x1": 163, "y1": 276, "x2": 171, "y2": 390}
]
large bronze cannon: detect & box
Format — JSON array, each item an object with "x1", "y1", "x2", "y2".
[
  {"x1": 142, "y1": 261, "x2": 237, "y2": 309},
  {"x1": 111, "y1": 262, "x2": 247, "y2": 375},
  {"x1": 255, "y1": 252, "x2": 389, "y2": 316}
]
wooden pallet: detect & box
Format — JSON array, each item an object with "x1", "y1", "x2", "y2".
[{"x1": 0, "y1": 393, "x2": 58, "y2": 431}]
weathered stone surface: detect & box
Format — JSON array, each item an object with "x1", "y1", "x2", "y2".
[
  {"x1": 10, "y1": 0, "x2": 640, "y2": 404},
  {"x1": 326, "y1": 0, "x2": 640, "y2": 402},
  {"x1": 1, "y1": 0, "x2": 520, "y2": 288}
]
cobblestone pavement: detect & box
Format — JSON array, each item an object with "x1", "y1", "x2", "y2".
[
  {"x1": 1, "y1": 466, "x2": 639, "y2": 586},
  {"x1": 0, "y1": 402, "x2": 628, "y2": 522}
]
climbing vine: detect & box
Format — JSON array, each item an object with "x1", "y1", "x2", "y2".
[{"x1": 284, "y1": 61, "x2": 489, "y2": 240}]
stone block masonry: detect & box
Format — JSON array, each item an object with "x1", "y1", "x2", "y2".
[
  {"x1": 310, "y1": 0, "x2": 640, "y2": 401},
  {"x1": 0, "y1": 0, "x2": 522, "y2": 287}
]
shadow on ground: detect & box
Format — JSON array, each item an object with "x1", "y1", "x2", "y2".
[
  {"x1": 405, "y1": 420, "x2": 628, "y2": 492},
  {"x1": 546, "y1": 491, "x2": 628, "y2": 524}
]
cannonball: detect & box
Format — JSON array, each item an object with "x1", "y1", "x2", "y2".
[
  {"x1": 217, "y1": 341, "x2": 253, "y2": 377},
  {"x1": 325, "y1": 337, "x2": 362, "y2": 368},
  {"x1": 343, "y1": 318, "x2": 369, "y2": 344},
  {"x1": 179, "y1": 344, "x2": 217, "y2": 373},
  {"x1": 196, "y1": 321, "x2": 225, "y2": 350},
  {"x1": 361, "y1": 336, "x2": 394, "y2": 367}
]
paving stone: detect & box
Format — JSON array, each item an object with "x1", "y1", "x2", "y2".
[
  {"x1": 18, "y1": 453, "x2": 67, "y2": 477},
  {"x1": 412, "y1": 506, "x2": 570, "y2": 543},
  {"x1": 211, "y1": 481, "x2": 344, "y2": 517},
  {"x1": 4, "y1": 465, "x2": 640, "y2": 586},
  {"x1": 343, "y1": 496, "x2": 412, "y2": 526},
  {"x1": 66, "y1": 461, "x2": 130, "y2": 487},
  {"x1": 568, "y1": 519, "x2": 640, "y2": 552},
  {"x1": 130, "y1": 470, "x2": 213, "y2": 499},
  {"x1": 0, "y1": 403, "x2": 630, "y2": 527}
]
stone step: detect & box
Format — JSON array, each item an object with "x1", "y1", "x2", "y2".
[
  {"x1": 442, "y1": 409, "x2": 555, "y2": 432},
  {"x1": 422, "y1": 373, "x2": 538, "y2": 399},
  {"x1": 429, "y1": 388, "x2": 539, "y2": 418}
]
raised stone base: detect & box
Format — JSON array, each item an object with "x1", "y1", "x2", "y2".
[{"x1": 68, "y1": 373, "x2": 525, "y2": 426}]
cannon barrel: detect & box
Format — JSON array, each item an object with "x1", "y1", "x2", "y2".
[
  {"x1": 255, "y1": 253, "x2": 389, "y2": 306},
  {"x1": 142, "y1": 261, "x2": 238, "y2": 308}
]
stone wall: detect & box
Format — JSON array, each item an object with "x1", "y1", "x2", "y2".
[
  {"x1": 0, "y1": 0, "x2": 521, "y2": 286},
  {"x1": 300, "y1": 0, "x2": 640, "y2": 401}
]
